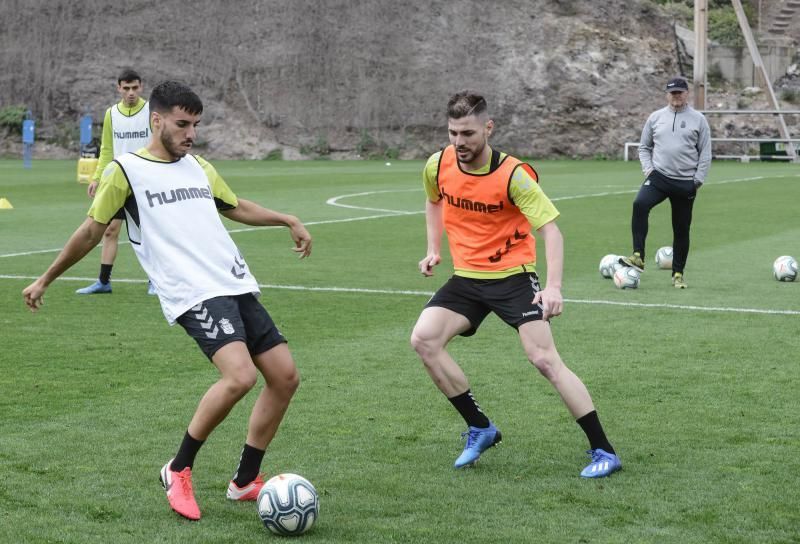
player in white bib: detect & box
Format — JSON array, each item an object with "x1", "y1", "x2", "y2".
[
  {"x1": 76, "y1": 68, "x2": 153, "y2": 295},
  {"x1": 23, "y1": 81, "x2": 313, "y2": 521}
]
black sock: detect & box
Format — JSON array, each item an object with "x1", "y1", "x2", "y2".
[
  {"x1": 233, "y1": 444, "x2": 266, "y2": 487},
  {"x1": 448, "y1": 390, "x2": 491, "y2": 428},
  {"x1": 99, "y1": 264, "x2": 113, "y2": 285},
  {"x1": 170, "y1": 431, "x2": 205, "y2": 472},
  {"x1": 576, "y1": 410, "x2": 615, "y2": 454}
]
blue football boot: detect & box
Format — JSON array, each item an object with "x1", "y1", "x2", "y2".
[
  {"x1": 454, "y1": 423, "x2": 502, "y2": 468},
  {"x1": 580, "y1": 448, "x2": 622, "y2": 478},
  {"x1": 75, "y1": 280, "x2": 112, "y2": 294}
]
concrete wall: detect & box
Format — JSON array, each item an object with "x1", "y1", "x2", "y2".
[
  {"x1": 711, "y1": 44, "x2": 794, "y2": 87},
  {"x1": 676, "y1": 24, "x2": 794, "y2": 87}
]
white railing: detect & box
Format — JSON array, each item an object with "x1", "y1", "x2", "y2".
[
  {"x1": 624, "y1": 109, "x2": 800, "y2": 162},
  {"x1": 624, "y1": 138, "x2": 800, "y2": 162}
]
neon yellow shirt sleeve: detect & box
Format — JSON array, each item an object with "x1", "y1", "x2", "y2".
[
  {"x1": 88, "y1": 162, "x2": 130, "y2": 224},
  {"x1": 422, "y1": 152, "x2": 443, "y2": 202},
  {"x1": 88, "y1": 151, "x2": 238, "y2": 222},
  {"x1": 195, "y1": 155, "x2": 238, "y2": 209},
  {"x1": 91, "y1": 108, "x2": 114, "y2": 182},
  {"x1": 509, "y1": 166, "x2": 560, "y2": 230}
]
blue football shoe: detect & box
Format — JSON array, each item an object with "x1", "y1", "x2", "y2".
[
  {"x1": 75, "y1": 280, "x2": 112, "y2": 294},
  {"x1": 454, "y1": 423, "x2": 502, "y2": 468},
  {"x1": 580, "y1": 448, "x2": 622, "y2": 478}
]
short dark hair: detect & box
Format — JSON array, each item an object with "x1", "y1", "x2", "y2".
[
  {"x1": 117, "y1": 69, "x2": 141, "y2": 85},
  {"x1": 149, "y1": 80, "x2": 203, "y2": 116},
  {"x1": 447, "y1": 91, "x2": 487, "y2": 119}
]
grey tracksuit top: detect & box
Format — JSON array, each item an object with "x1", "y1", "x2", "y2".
[{"x1": 638, "y1": 105, "x2": 711, "y2": 184}]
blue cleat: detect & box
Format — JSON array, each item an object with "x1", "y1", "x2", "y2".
[
  {"x1": 580, "y1": 448, "x2": 622, "y2": 478},
  {"x1": 454, "y1": 423, "x2": 502, "y2": 468},
  {"x1": 75, "y1": 280, "x2": 112, "y2": 294},
  {"x1": 147, "y1": 281, "x2": 157, "y2": 295}
]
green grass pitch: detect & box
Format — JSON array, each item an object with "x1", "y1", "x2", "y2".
[{"x1": 1, "y1": 158, "x2": 799, "y2": 543}]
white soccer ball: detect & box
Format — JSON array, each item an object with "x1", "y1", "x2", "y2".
[
  {"x1": 599, "y1": 254, "x2": 622, "y2": 279},
  {"x1": 613, "y1": 266, "x2": 640, "y2": 289},
  {"x1": 773, "y1": 255, "x2": 798, "y2": 282},
  {"x1": 257, "y1": 473, "x2": 319, "y2": 536},
  {"x1": 655, "y1": 246, "x2": 673, "y2": 270}
]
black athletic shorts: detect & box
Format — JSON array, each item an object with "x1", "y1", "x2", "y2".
[
  {"x1": 425, "y1": 272, "x2": 544, "y2": 337},
  {"x1": 177, "y1": 293, "x2": 287, "y2": 360},
  {"x1": 112, "y1": 207, "x2": 125, "y2": 221}
]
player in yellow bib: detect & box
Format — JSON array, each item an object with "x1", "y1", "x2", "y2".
[
  {"x1": 76, "y1": 69, "x2": 153, "y2": 295},
  {"x1": 411, "y1": 91, "x2": 621, "y2": 478}
]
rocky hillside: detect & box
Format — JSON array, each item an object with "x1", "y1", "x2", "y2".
[{"x1": 0, "y1": 0, "x2": 730, "y2": 159}]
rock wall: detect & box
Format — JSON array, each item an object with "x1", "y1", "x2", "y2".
[{"x1": 0, "y1": 0, "x2": 682, "y2": 159}]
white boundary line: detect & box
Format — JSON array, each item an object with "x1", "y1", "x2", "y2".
[
  {"x1": 0, "y1": 213, "x2": 418, "y2": 259},
  {"x1": 2, "y1": 274, "x2": 798, "y2": 316},
  {"x1": 4, "y1": 172, "x2": 796, "y2": 260},
  {"x1": 326, "y1": 188, "x2": 420, "y2": 213},
  {"x1": 4, "y1": 171, "x2": 800, "y2": 317}
]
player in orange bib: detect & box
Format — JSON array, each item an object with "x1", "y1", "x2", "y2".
[{"x1": 410, "y1": 91, "x2": 621, "y2": 478}]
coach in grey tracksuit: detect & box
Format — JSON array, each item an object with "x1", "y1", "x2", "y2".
[{"x1": 631, "y1": 76, "x2": 711, "y2": 281}]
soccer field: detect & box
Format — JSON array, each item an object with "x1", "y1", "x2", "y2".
[{"x1": 1, "y1": 158, "x2": 799, "y2": 543}]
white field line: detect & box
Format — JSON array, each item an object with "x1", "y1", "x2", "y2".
[
  {"x1": 2, "y1": 172, "x2": 796, "y2": 259},
  {"x1": 324, "y1": 173, "x2": 797, "y2": 209},
  {"x1": 229, "y1": 171, "x2": 798, "y2": 234},
  {"x1": 0, "y1": 213, "x2": 416, "y2": 259},
  {"x1": 2, "y1": 274, "x2": 799, "y2": 316},
  {"x1": 325, "y1": 188, "x2": 420, "y2": 213}
]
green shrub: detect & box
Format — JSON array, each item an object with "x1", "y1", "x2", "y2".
[
  {"x1": 708, "y1": 8, "x2": 747, "y2": 47},
  {"x1": 0, "y1": 105, "x2": 28, "y2": 132},
  {"x1": 262, "y1": 148, "x2": 283, "y2": 160},
  {"x1": 300, "y1": 135, "x2": 330, "y2": 157},
  {"x1": 653, "y1": 0, "x2": 758, "y2": 46},
  {"x1": 780, "y1": 88, "x2": 800, "y2": 105},
  {"x1": 357, "y1": 130, "x2": 398, "y2": 159}
]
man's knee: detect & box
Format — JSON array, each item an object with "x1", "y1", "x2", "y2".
[
  {"x1": 104, "y1": 220, "x2": 122, "y2": 239},
  {"x1": 276, "y1": 366, "x2": 300, "y2": 398},
  {"x1": 672, "y1": 213, "x2": 692, "y2": 237},
  {"x1": 255, "y1": 346, "x2": 300, "y2": 398},
  {"x1": 522, "y1": 337, "x2": 565, "y2": 382},
  {"x1": 224, "y1": 363, "x2": 259, "y2": 396},
  {"x1": 410, "y1": 327, "x2": 444, "y2": 362},
  {"x1": 632, "y1": 196, "x2": 653, "y2": 215},
  {"x1": 673, "y1": 224, "x2": 691, "y2": 238}
]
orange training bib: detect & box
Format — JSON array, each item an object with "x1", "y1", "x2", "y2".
[{"x1": 437, "y1": 145, "x2": 537, "y2": 271}]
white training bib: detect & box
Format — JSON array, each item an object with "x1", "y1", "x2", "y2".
[
  {"x1": 110, "y1": 102, "x2": 151, "y2": 157},
  {"x1": 115, "y1": 153, "x2": 260, "y2": 324}
]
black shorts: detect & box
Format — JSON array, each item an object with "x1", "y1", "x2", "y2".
[
  {"x1": 177, "y1": 293, "x2": 287, "y2": 360},
  {"x1": 425, "y1": 272, "x2": 544, "y2": 337},
  {"x1": 112, "y1": 207, "x2": 125, "y2": 221}
]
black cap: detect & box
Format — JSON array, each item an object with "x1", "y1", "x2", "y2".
[{"x1": 665, "y1": 77, "x2": 689, "y2": 93}]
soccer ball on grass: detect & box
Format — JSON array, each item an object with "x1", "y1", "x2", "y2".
[
  {"x1": 599, "y1": 254, "x2": 622, "y2": 279},
  {"x1": 655, "y1": 246, "x2": 673, "y2": 270},
  {"x1": 613, "y1": 266, "x2": 640, "y2": 289},
  {"x1": 773, "y1": 255, "x2": 798, "y2": 282},
  {"x1": 257, "y1": 473, "x2": 319, "y2": 536}
]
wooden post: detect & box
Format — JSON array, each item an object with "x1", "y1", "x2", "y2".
[
  {"x1": 693, "y1": 0, "x2": 707, "y2": 109},
  {"x1": 731, "y1": 0, "x2": 797, "y2": 160}
]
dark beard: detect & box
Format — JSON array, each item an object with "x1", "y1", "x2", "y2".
[
  {"x1": 458, "y1": 140, "x2": 486, "y2": 165},
  {"x1": 161, "y1": 133, "x2": 188, "y2": 160}
]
